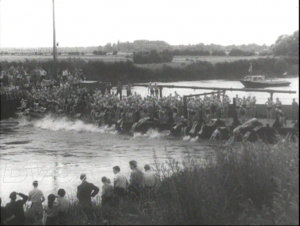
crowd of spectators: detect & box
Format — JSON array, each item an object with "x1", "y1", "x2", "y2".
[
  {"x1": 0, "y1": 160, "x2": 158, "y2": 225},
  {"x1": 0, "y1": 66, "x2": 241, "y2": 126},
  {"x1": 2, "y1": 66, "x2": 296, "y2": 128}
]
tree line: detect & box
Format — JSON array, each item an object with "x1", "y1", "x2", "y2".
[{"x1": 1, "y1": 56, "x2": 297, "y2": 85}]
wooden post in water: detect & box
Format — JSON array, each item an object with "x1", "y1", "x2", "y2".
[
  {"x1": 183, "y1": 96, "x2": 188, "y2": 118},
  {"x1": 159, "y1": 87, "x2": 163, "y2": 98},
  {"x1": 270, "y1": 92, "x2": 274, "y2": 101}
]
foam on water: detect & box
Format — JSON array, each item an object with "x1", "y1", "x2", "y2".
[
  {"x1": 17, "y1": 115, "x2": 34, "y2": 127},
  {"x1": 20, "y1": 115, "x2": 116, "y2": 133},
  {"x1": 190, "y1": 136, "x2": 199, "y2": 142},
  {"x1": 182, "y1": 135, "x2": 191, "y2": 141},
  {"x1": 133, "y1": 128, "x2": 165, "y2": 139}
]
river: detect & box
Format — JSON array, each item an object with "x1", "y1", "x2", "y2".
[{"x1": 0, "y1": 77, "x2": 298, "y2": 203}]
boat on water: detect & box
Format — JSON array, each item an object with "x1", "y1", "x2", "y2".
[{"x1": 240, "y1": 75, "x2": 291, "y2": 88}]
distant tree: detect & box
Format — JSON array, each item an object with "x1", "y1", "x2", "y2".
[
  {"x1": 133, "y1": 49, "x2": 173, "y2": 64},
  {"x1": 93, "y1": 50, "x2": 106, "y2": 55},
  {"x1": 104, "y1": 43, "x2": 113, "y2": 52},
  {"x1": 229, "y1": 48, "x2": 255, "y2": 56},
  {"x1": 272, "y1": 30, "x2": 299, "y2": 57},
  {"x1": 212, "y1": 50, "x2": 226, "y2": 56}
]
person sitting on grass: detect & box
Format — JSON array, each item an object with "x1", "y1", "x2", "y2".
[
  {"x1": 5, "y1": 192, "x2": 28, "y2": 225},
  {"x1": 44, "y1": 194, "x2": 59, "y2": 225},
  {"x1": 57, "y1": 188, "x2": 69, "y2": 225},
  {"x1": 101, "y1": 177, "x2": 114, "y2": 206}
]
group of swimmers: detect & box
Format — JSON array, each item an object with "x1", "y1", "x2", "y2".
[{"x1": 0, "y1": 160, "x2": 158, "y2": 225}]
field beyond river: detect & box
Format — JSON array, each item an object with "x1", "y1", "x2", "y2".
[{"x1": 0, "y1": 56, "x2": 298, "y2": 84}]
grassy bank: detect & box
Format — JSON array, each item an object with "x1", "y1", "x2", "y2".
[
  {"x1": 1, "y1": 57, "x2": 298, "y2": 85},
  {"x1": 25, "y1": 141, "x2": 298, "y2": 225}
]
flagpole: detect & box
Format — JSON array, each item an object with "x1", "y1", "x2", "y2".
[{"x1": 52, "y1": 0, "x2": 57, "y2": 80}]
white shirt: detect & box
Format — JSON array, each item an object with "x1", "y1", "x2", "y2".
[
  {"x1": 143, "y1": 170, "x2": 158, "y2": 187},
  {"x1": 57, "y1": 197, "x2": 69, "y2": 212},
  {"x1": 28, "y1": 187, "x2": 45, "y2": 203},
  {"x1": 114, "y1": 172, "x2": 128, "y2": 189}
]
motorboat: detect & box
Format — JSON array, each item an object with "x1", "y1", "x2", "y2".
[{"x1": 240, "y1": 75, "x2": 291, "y2": 88}]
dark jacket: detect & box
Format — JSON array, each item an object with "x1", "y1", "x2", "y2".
[
  {"x1": 77, "y1": 180, "x2": 99, "y2": 203},
  {"x1": 1, "y1": 206, "x2": 14, "y2": 225},
  {"x1": 5, "y1": 193, "x2": 28, "y2": 225}
]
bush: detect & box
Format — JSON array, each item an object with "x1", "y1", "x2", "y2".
[
  {"x1": 229, "y1": 48, "x2": 256, "y2": 56},
  {"x1": 152, "y1": 141, "x2": 299, "y2": 225},
  {"x1": 212, "y1": 50, "x2": 226, "y2": 56},
  {"x1": 133, "y1": 50, "x2": 173, "y2": 64}
]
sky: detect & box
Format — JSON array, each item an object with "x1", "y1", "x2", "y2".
[{"x1": 0, "y1": 0, "x2": 299, "y2": 48}]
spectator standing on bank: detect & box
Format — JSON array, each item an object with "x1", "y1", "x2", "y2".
[
  {"x1": 235, "y1": 95, "x2": 242, "y2": 118},
  {"x1": 143, "y1": 164, "x2": 159, "y2": 199},
  {"x1": 113, "y1": 166, "x2": 128, "y2": 197},
  {"x1": 154, "y1": 83, "x2": 159, "y2": 98},
  {"x1": 57, "y1": 188, "x2": 69, "y2": 225},
  {"x1": 275, "y1": 97, "x2": 282, "y2": 109},
  {"x1": 101, "y1": 177, "x2": 114, "y2": 206},
  {"x1": 44, "y1": 194, "x2": 59, "y2": 225},
  {"x1": 148, "y1": 82, "x2": 154, "y2": 97},
  {"x1": 76, "y1": 174, "x2": 99, "y2": 218},
  {"x1": 116, "y1": 81, "x2": 123, "y2": 100},
  {"x1": 250, "y1": 96, "x2": 257, "y2": 118},
  {"x1": 292, "y1": 98, "x2": 298, "y2": 123},
  {"x1": 6, "y1": 192, "x2": 28, "y2": 225},
  {"x1": 28, "y1": 180, "x2": 45, "y2": 223},
  {"x1": 128, "y1": 160, "x2": 144, "y2": 200},
  {"x1": 126, "y1": 83, "x2": 132, "y2": 97},
  {"x1": 265, "y1": 98, "x2": 274, "y2": 121},
  {"x1": 1, "y1": 197, "x2": 15, "y2": 225}
]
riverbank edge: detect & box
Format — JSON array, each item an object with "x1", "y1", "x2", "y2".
[{"x1": 19, "y1": 141, "x2": 298, "y2": 225}]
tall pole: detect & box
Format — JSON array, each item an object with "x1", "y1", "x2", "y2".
[
  {"x1": 52, "y1": 0, "x2": 57, "y2": 79},
  {"x1": 0, "y1": 0, "x2": 2, "y2": 49}
]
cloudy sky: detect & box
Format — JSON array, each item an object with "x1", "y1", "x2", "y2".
[{"x1": 0, "y1": 0, "x2": 298, "y2": 48}]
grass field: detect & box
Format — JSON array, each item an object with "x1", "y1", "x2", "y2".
[
  {"x1": 0, "y1": 54, "x2": 267, "y2": 70},
  {"x1": 0, "y1": 54, "x2": 131, "y2": 63}
]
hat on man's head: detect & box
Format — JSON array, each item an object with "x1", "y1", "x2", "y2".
[
  {"x1": 33, "y1": 180, "x2": 38, "y2": 184},
  {"x1": 80, "y1": 174, "x2": 86, "y2": 181}
]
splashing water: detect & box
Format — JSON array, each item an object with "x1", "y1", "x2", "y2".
[
  {"x1": 182, "y1": 135, "x2": 191, "y2": 141},
  {"x1": 190, "y1": 136, "x2": 199, "y2": 142},
  {"x1": 133, "y1": 128, "x2": 166, "y2": 139},
  {"x1": 19, "y1": 115, "x2": 117, "y2": 134}
]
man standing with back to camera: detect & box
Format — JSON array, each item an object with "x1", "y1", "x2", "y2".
[
  {"x1": 28, "y1": 180, "x2": 45, "y2": 224},
  {"x1": 77, "y1": 174, "x2": 99, "y2": 219}
]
